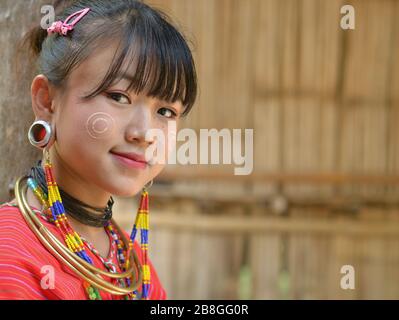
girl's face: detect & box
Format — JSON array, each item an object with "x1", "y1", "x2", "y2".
[{"x1": 48, "y1": 42, "x2": 182, "y2": 197}]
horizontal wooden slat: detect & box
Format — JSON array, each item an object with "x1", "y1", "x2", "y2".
[
  {"x1": 119, "y1": 213, "x2": 399, "y2": 236},
  {"x1": 158, "y1": 169, "x2": 399, "y2": 185}
]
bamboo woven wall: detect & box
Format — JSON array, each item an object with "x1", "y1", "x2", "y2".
[{"x1": 114, "y1": 0, "x2": 399, "y2": 299}]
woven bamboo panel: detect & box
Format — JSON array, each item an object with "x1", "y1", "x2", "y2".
[
  {"x1": 116, "y1": 205, "x2": 399, "y2": 300},
  {"x1": 249, "y1": 233, "x2": 282, "y2": 299},
  {"x1": 391, "y1": 2, "x2": 399, "y2": 103},
  {"x1": 150, "y1": 228, "x2": 245, "y2": 299},
  {"x1": 343, "y1": 0, "x2": 394, "y2": 103},
  {"x1": 253, "y1": 98, "x2": 281, "y2": 197}
]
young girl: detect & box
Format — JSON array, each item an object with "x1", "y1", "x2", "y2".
[{"x1": 0, "y1": 0, "x2": 197, "y2": 300}]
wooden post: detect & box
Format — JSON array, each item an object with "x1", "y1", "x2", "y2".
[{"x1": 0, "y1": 0, "x2": 50, "y2": 201}]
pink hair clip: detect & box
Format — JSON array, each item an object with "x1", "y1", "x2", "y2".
[{"x1": 47, "y1": 8, "x2": 91, "y2": 36}]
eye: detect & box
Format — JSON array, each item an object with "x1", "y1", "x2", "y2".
[
  {"x1": 106, "y1": 92, "x2": 130, "y2": 104},
  {"x1": 158, "y1": 107, "x2": 177, "y2": 119}
]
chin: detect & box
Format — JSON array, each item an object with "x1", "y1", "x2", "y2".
[{"x1": 108, "y1": 184, "x2": 143, "y2": 197}]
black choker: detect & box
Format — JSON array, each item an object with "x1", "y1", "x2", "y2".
[{"x1": 29, "y1": 160, "x2": 114, "y2": 228}]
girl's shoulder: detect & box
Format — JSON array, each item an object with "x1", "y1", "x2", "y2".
[
  {"x1": 0, "y1": 201, "x2": 53, "y2": 242},
  {"x1": 0, "y1": 202, "x2": 64, "y2": 299},
  {"x1": 0, "y1": 202, "x2": 38, "y2": 240},
  {"x1": 0, "y1": 201, "x2": 70, "y2": 261},
  {"x1": 0, "y1": 201, "x2": 21, "y2": 213},
  {"x1": 0, "y1": 201, "x2": 62, "y2": 260}
]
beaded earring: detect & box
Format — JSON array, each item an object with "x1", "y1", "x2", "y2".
[
  {"x1": 43, "y1": 149, "x2": 102, "y2": 298},
  {"x1": 128, "y1": 180, "x2": 152, "y2": 299}
]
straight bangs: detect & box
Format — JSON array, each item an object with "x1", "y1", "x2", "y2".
[{"x1": 82, "y1": 11, "x2": 197, "y2": 116}]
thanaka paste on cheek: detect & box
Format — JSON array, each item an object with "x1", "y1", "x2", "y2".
[{"x1": 85, "y1": 112, "x2": 115, "y2": 139}]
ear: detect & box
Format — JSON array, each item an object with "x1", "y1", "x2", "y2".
[{"x1": 31, "y1": 74, "x2": 56, "y2": 122}]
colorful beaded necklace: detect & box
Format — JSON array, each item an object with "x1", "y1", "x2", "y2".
[{"x1": 26, "y1": 154, "x2": 151, "y2": 300}]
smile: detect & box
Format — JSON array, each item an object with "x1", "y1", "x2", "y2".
[{"x1": 110, "y1": 151, "x2": 148, "y2": 170}]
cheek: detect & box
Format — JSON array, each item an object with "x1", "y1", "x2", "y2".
[
  {"x1": 55, "y1": 109, "x2": 118, "y2": 160},
  {"x1": 64, "y1": 106, "x2": 117, "y2": 139},
  {"x1": 84, "y1": 111, "x2": 117, "y2": 140}
]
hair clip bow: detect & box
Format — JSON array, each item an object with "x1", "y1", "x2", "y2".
[{"x1": 47, "y1": 8, "x2": 90, "y2": 36}]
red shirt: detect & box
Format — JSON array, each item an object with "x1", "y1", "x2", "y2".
[{"x1": 0, "y1": 202, "x2": 167, "y2": 300}]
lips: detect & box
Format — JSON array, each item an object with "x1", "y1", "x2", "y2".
[
  {"x1": 110, "y1": 150, "x2": 148, "y2": 169},
  {"x1": 110, "y1": 151, "x2": 147, "y2": 163}
]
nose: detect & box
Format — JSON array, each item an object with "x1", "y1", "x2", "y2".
[{"x1": 125, "y1": 105, "x2": 155, "y2": 147}]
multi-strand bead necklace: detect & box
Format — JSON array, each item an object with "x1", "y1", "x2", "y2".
[{"x1": 26, "y1": 154, "x2": 151, "y2": 300}]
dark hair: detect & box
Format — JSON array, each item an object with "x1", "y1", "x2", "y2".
[{"x1": 22, "y1": 0, "x2": 197, "y2": 116}]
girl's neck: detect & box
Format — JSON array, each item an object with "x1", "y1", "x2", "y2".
[
  {"x1": 43, "y1": 146, "x2": 111, "y2": 208},
  {"x1": 37, "y1": 147, "x2": 112, "y2": 236},
  {"x1": 23, "y1": 185, "x2": 106, "y2": 237}
]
